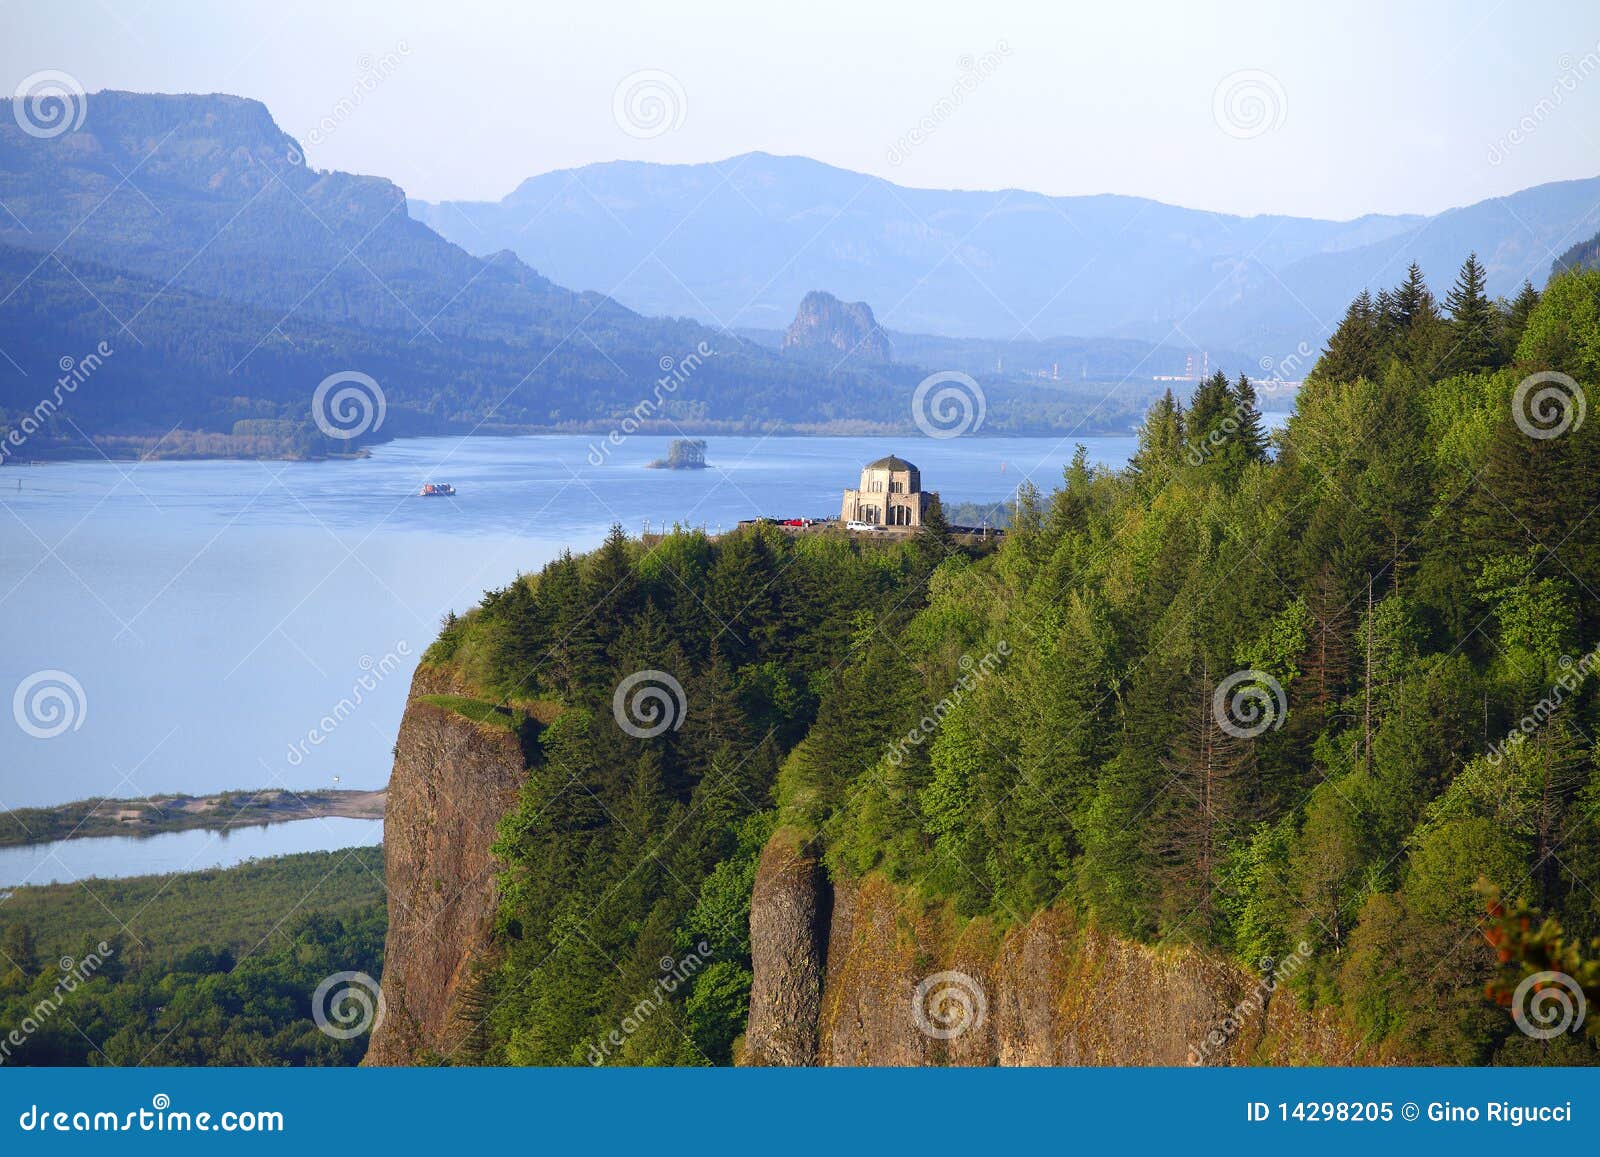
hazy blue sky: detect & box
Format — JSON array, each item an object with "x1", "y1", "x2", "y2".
[{"x1": 5, "y1": 0, "x2": 1598, "y2": 219}]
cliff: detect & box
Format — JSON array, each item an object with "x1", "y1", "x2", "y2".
[
  {"x1": 372, "y1": 697, "x2": 1378, "y2": 1067},
  {"x1": 363, "y1": 666, "x2": 529, "y2": 1065},
  {"x1": 782, "y1": 290, "x2": 893, "y2": 364},
  {"x1": 742, "y1": 829, "x2": 1379, "y2": 1067}
]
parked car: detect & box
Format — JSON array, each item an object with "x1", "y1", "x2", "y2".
[{"x1": 846, "y1": 520, "x2": 876, "y2": 532}]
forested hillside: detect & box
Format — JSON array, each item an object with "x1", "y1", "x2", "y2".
[
  {"x1": 0, "y1": 849, "x2": 385, "y2": 1066},
  {"x1": 0, "y1": 91, "x2": 1142, "y2": 453},
  {"x1": 416, "y1": 256, "x2": 1600, "y2": 1066}
]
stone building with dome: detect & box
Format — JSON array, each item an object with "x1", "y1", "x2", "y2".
[{"x1": 840, "y1": 454, "x2": 937, "y2": 527}]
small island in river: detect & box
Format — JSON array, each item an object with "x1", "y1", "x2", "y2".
[
  {"x1": 0, "y1": 788, "x2": 386, "y2": 848},
  {"x1": 645, "y1": 438, "x2": 709, "y2": 469}
]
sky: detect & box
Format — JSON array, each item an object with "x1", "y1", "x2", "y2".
[{"x1": 4, "y1": 0, "x2": 1599, "y2": 220}]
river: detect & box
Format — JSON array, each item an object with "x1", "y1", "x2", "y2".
[{"x1": 0, "y1": 432, "x2": 1133, "y2": 873}]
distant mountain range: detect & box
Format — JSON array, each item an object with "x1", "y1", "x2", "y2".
[
  {"x1": 414, "y1": 153, "x2": 1600, "y2": 359},
  {"x1": 0, "y1": 92, "x2": 1181, "y2": 453},
  {"x1": 5, "y1": 92, "x2": 1591, "y2": 457}
]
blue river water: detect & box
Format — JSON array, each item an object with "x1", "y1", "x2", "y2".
[{"x1": 0, "y1": 433, "x2": 1132, "y2": 876}]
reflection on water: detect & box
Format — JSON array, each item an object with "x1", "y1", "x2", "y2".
[{"x1": 0, "y1": 817, "x2": 383, "y2": 888}]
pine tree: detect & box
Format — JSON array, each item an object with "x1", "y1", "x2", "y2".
[
  {"x1": 1231, "y1": 374, "x2": 1269, "y2": 463},
  {"x1": 1317, "y1": 289, "x2": 1380, "y2": 383},
  {"x1": 1501, "y1": 279, "x2": 1540, "y2": 360},
  {"x1": 1, "y1": 922, "x2": 38, "y2": 976},
  {"x1": 911, "y1": 493, "x2": 955, "y2": 594},
  {"x1": 1443, "y1": 252, "x2": 1502, "y2": 372},
  {"x1": 1391, "y1": 262, "x2": 1434, "y2": 329},
  {"x1": 1182, "y1": 371, "x2": 1232, "y2": 465},
  {"x1": 1391, "y1": 262, "x2": 1446, "y2": 371},
  {"x1": 1152, "y1": 657, "x2": 1248, "y2": 935},
  {"x1": 1130, "y1": 389, "x2": 1184, "y2": 484}
]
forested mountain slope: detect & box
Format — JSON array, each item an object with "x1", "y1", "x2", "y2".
[
  {"x1": 0, "y1": 91, "x2": 1125, "y2": 451},
  {"x1": 381, "y1": 258, "x2": 1600, "y2": 1065}
]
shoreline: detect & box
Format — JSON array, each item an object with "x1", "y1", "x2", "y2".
[
  {"x1": 0, "y1": 423, "x2": 1180, "y2": 466},
  {"x1": 0, "y1": 788, "x2": 387, "y2": 849}
]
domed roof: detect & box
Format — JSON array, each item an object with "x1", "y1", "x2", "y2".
[{"x1": 864, "y1": 454, "x2": 917, "y2": 472}]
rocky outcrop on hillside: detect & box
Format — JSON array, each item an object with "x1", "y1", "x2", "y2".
[
  {"x1": 374, "y1": 722, "x2": 1377, "y2": 1067},
  {"x1": 782, "y1": 290, "x2": 893, "y2": 364},
  {"x1": 363, "y1": 667, "x2": 528, "y2": 1065},
  {"x1": 741, "y1": 828, "x2": 829, "y2": 1065},
  {"x1": 742, "y1": 828, "x2": 1379, "y2": 1067}
]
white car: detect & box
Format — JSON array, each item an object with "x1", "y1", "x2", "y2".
[{"x1": 845, "y1": 520, "x2": 877, "y2": 532}]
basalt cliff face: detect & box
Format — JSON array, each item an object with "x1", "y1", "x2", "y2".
[
  {"x1": 364, "y1": 667, "x2": 528, "y2": 1066},
  {"x1": 741, "y1": 828, "x2": 1378, "y2": 1067},
  {"x1": 373, "y1": 733, "x2": 1375, "y2": 1067}
]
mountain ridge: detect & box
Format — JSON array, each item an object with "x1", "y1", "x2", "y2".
[
  {"x1": 0, "y1": 91, "x2": 1185, "y2": 448},
  {"x1": 413, "y1": 152, "x2": 1600, "y2": 356}
]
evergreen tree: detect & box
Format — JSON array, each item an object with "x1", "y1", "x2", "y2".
[
  {"x1": 1443, "y1": 253, "x2": 1502, "y2": 372},
  {"x1": 1501, "y1": 279, "x2": 1540, "y2": 360},
  {"x1": 1130, "y1": 389, "x2": 1184, "y2": 485},
  {"x1": 1317, "y1": 289, "x2": 1380, "y2": 383},
  {"x1": 1231, "y1": 374, "x2": 1269, "y2": 463}
]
